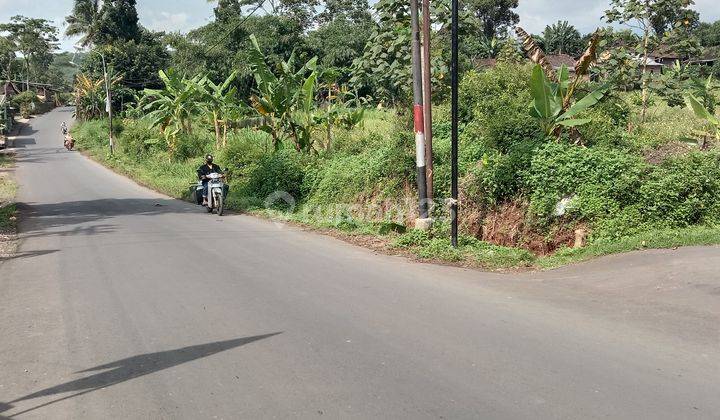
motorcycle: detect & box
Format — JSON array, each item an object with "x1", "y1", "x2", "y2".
[
  {"x1": 192, "y1": 172, "x2": 228, "y2": 216},
  {"x1": 64, "y1": 135, "x2": 75, "y2": 151}
]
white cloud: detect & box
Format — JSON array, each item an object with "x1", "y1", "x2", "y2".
[{"x1": 144, "y1": 11, "x2": 191, "y2": 33}]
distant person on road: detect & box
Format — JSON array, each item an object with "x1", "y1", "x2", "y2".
[
  {"x1": 61, "y1": 122, "x2": 68, "y2": 137},
  {"x1": 197, "y1": 154, "x2": 223, "y2": 206}
]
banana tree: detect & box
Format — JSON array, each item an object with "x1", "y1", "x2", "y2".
[
  {"x1": 141, "y1": 68, "x2": 202, "y2": 157},
  {"x1": 685, "y1": 94, "x2": 719, "y2": 150},
  {"x1": 196, "y1": 71, "x2": 239, "y2": 149},
  {"x1": 247, "y1": 34, "x2": 319, "y2": 151},
  {"x1": 529, "y1": 64, "x2": 608, "y2": 139},
  {"x1": 74, "y1": 73, "x2": 120, "y2": 121}
]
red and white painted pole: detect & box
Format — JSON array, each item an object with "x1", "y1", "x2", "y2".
[{"x1": 410, "y1": 0, "x2": 431, "y2": 226}]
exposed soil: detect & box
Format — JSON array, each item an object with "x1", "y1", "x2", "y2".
[{"x1": 643, "y1": 140, "x2": 693, "y2": 165}]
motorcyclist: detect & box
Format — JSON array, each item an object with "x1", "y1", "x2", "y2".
[
  {"x1": 61, "y1": 122, "x2": 68, "y2": 137},
  {"x1": 197, "y1": 154, "x2": 223, "y2": 206}
]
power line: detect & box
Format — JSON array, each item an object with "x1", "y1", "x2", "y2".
[{"x1": 205, "y1": 1, "x2": 266, "y2": 55}]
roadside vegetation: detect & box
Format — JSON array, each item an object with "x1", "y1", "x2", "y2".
[
  {"x1": 0, "y1": 153, "x2": 17, "y2": 257},
  {"x1": 9, "y1": 0, "x2": 720, "y2": 270}
]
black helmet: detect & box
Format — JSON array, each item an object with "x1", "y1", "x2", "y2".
[{"x1": 205, "y1": 154, "x2": 214, "y2": 163}]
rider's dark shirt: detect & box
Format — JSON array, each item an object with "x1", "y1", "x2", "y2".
[{"x1": 197, "y1": 163, "x2": 222, "y2": 181}]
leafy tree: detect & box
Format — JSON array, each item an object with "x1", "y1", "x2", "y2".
[
  {"x1": 210, "y1": 0, "x2": 248, "y2": 25},
  {"x1": 593, "y1": 46, "x2": 640, "y2": 91},
  {"x1": 649, "y1": 0, "x2": 698, "y2": 37},
  {"x1": 695, "y1": 20, "x2": 720, "y2": 47},
  {"x1": 81, "y1": 30, "x2": 170, "y2": 108},
  {"x1": 66, "y1": 0, "x2": 140, "y2": 46},
  {"x1": 350, "y1": 0, "x2": 411, "y2": 105},
  {"x1": 0, "y1": 16, "x2": 59, "y2": 88},
  {"x1": 316, "y1": 0, "x2": 372, "y2": 25},
  {"x1": 307, "y1": 15, "x2": 373, "y2": 76},
  {"x1": 95, "y1": 0, "x2": 140, "y2": 44},
  {"x1": 605, "y1": 0, "x2": 700, "y2": 119},
  {"x1": 464, "y1": 0, "x2": 519, "y2": 39},
  {"x1": 542, "y1": 21, "x2": 583, "y2": 56},
  {"x1": 0, "y1": 36, "x2": 16, "y2": 80}
]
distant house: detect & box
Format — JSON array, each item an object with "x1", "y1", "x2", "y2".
[
  {"x1": 689, "y1": 47, "x2": 720, "y2": 69},
  {"x1": 1, "y1": 81, "x2": 21, "y2": 99},
  {"x1": 637, "y1": 56, "x2": 664, "y2": 75},
  {"x1": 648, "y1": 45, "x2": 681, "y2": 66},
  {"x1": 546, "y1": 54, "x2": 577, "y2": 74},
  {"x1": 0, "y1": 80, "x2": 55, "y2": 102},
  {"x1": 474, "y1": 54, "x2": 578, "y2": 74}
]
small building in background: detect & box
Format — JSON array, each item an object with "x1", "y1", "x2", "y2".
[{"x1": 637, "y1": 56, "x2": 664, "y2": 75}]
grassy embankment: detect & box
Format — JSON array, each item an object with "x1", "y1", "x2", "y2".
[{"x1": 71, "y1": 101, "x2": 720, "y2": 271}]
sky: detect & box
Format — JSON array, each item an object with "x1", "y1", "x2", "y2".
[{"x1": 1, "y1": 0, "x2": 719, "y2": 52}]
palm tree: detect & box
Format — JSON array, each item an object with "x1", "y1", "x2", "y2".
[
  {"x1": 66, "y1": 0, "x2": 101, "y2": 47},
  {"x1": 542, "y1": 20, "x2": 582, "y2": 56}
]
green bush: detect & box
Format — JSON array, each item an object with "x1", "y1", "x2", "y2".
[
  {"x1": 578, "y1": 95, "x2": 631, "y2": 147},
  {"x1": 638, "y1": 152, "x2": 720, "y2": 228},
  {"x1": 118, "y1": 119, "x2": 164, "y2": 157},
  {"x1": 460, "y1": 64, "x2": 540, "y2": 153},
  {"x1": 11, "y1": 91, "x2": 40, "y2": 118},
  {"x1": 304, "y1": 132, "x2": 413, "y2": 206},
  {"x1": 242, "y1": 149, "x2": 309, "y2": 207},
  {"x1": 526, "y1": 143, "x2": 647, "y2": 224},
  {"x1": 173, "y1": 130, "x2": 213, "y2": 161},
  {"x1": 453, "y1": 137, "x2": 542, "y2": 210},
  {"x1": 219, "y1": 129, "x2": 273, "y2": 176}
]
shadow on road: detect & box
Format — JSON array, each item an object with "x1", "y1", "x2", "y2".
[
  {"x1": 11, "y1": 138, "x2": 36, "y2": 149},
  {"x1": 17, "y1": 198, "x2": 198, "y2": 236},
  {"x1": 1, "y1": 333, "x2": 282, "y2": 417},
  {"x1": 0, "y1": 249, "x2": 59, "y2": 262}
]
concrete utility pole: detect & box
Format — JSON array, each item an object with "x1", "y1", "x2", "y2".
[
  {"x1": 101, "y1": 53, "x2": 114, "y2": 155},
  {"x1": 421, "y1": 0, "x2": 433, "y2": 201},
  {"x1": 450, "y1": 0, "x2": 459, "y2": 247},
  {"x1": 410, "y1": 0, "x2": 431, "y2": 228}
]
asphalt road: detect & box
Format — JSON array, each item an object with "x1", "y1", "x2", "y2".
[{"x1": 1, "y1": 108, "x2": 718, "y2": 419}]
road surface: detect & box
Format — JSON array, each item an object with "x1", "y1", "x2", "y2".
[{"x1": 1, "y1": 108, "x2": 719, "y2": 419}]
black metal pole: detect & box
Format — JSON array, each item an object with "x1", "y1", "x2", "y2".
[{"x1": 450, "y1": 0, "x2": 459, "y2": 247}]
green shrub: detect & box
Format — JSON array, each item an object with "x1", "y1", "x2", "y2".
[
  {"x1": 242, "y1": 149, "x2": 309, "y2": 207},
  {"x1": 118, "y1": 119, "x2": 164, "y2": 157},
  {"x1": 219, "y1": 129, "x2": 273, "y2": 176},
  {"x1": 578, "y1": 95, "x2": 631, "y2": 147},
  {"x1": 304, "y1": 132, "x2": 413, "y2": 206},
  {"x1": 638, "y1": 152, "x2": 720, "y2": 227},
  {"x1": 460, "y1": 64, "x2": 540, "y2": 153},
  {"x1": 173, "y1": 130, "x2": 213, "y2": 160},
  {"x1": 11, "y1": 91, "x2": 39, "y2": 118},
  {"x1": 526, "y1": 143, "x2": 647, "y2": 223}
]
